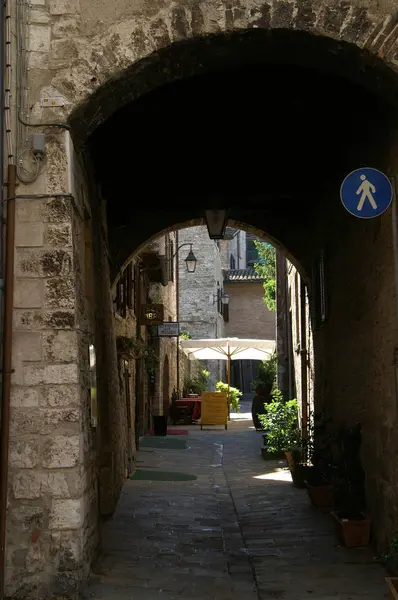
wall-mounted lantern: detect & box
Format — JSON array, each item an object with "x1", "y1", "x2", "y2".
[{"x1": 173, "y1": 243, "x2": 197, "y2": 274}]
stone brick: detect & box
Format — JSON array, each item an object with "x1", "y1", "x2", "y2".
[
  {"x1": 28, "y1": 51, "x2": 49, "y2": 70},
  {"x1": 50, "y1": 530, "x2": 82, "y2": 569},
  {"x1": 13, "y1": 309, "x2": 76, "y2": 330},
  {"x1": 11, "y1": 504, "x2": 47, "y2": 532},
  {"x1": 42, "y1": 435, "x2": 80, "y2": 468},
  {"x1": 24, "y1": 364, "x2": 78, "y2": 386},
  {"x1": 40, "y1": 407, "x2": 80, "y2": 434},
  {"x1": 40, "y1": 384, "x2": 79, "y2": 407},
  {"x1": 50, "y1": 39, "x2": 80, "y2": 68},
  {"x1": 12, "y1": 471, "x2": 42, "y2": 499},
  {"x1": 30, "y1": 9, "x2": 51, "y2": 24},
  {"x1": 49, "y1": 0, "x2": 80, "y2": 15},
  {"x1": 10, "y1": 408, "x2": 42, "y2": 436},
  {"x1": 52, "y1": 16, "x2": 80, "y2": 38},
  {"x1": 49, "y1": 498, "x2": 83, "y2": 530},
  {"x1": 15, "y1": 222, "x2": 44, "y2": 247},
  {"x1": 12, "y1": 469, "x2": 72, "y2": 499},
  {"x1": 14, "y1": 280, "x2": 43, "y2": 309},
  {"x1": 9, "y1": 440, "x2": 39, "y2": 468},
  {"x1": 16, "y1": 199, "x2": 43, "y2": 223},
  {"x1": 16, "y1": 248, "x2": 73, "y2": 278},
  {"x1": 43, "y1": 472, "x2": 70, "y2": 498},
  {"x1": 44, "y1": 278, "x2": 75, "y2": 309},
  {"x1": 29, "y1": 25, "x2": 51, "y2": 53},
  {"x1": 10, "y1": 387, "x2": 40, "y2": 408},
  {"x1": 25, "y1": 543, "x2": 46, "y2": 574},
  {"x1": 13, "y1": 332, "x2": 42, "y2": 362},
  {"x1": 45, "y1": 223, "x2": 72, "y2": 247},
  {"x1": 43, "y1": 331, "x2": 77, "y2": 362}
]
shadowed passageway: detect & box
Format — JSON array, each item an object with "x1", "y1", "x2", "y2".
[{"x1": 83, "y1": 403, "x2": 387, "y2": 600}]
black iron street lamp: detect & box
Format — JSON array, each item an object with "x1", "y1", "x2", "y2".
[
  {"x1": 173, "y1": 243, "x2": 197, "y2": 273},
  {"x1": 213, "y1": 289, "x2": 230, "y2": 305}
]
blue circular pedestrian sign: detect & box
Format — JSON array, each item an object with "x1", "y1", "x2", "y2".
[{"x1": 340, "y1": 167, "x2": 393, "y2": 219}]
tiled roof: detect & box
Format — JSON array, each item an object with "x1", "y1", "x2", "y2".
[
  {"x1": 224, "y1": 268, "x2": 264, "y2": 282},
  {"x1": 223, "y1": 227, "x2": 238, "y2": 239}
]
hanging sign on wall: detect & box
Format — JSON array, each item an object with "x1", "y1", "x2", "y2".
[{"x1": 139, "y1": 303, "x2": 164, "y2": 326}]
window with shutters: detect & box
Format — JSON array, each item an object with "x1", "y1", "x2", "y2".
[{"x1": 115, "y1": 262, "x2": 133, "y2": 318}]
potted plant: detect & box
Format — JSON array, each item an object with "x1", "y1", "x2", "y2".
[
  {"x1": 215, "y1": 381, "x2": 242, "y2": 413},
  {"x1": 183, "y1": 369, "x2": 210, "y2": 396},
  {"x1": 304, "y1": 414, "x2": 335, "y2": 508},
  {"x1": 258, "y1": 392, "x2": 310, "y2": 486},
  {"x1": 251, "y1": 353, "x2": 276, "y2": 430},
  {"x1": 331, "y1": 424, "x2": 370, "y2": 547}
]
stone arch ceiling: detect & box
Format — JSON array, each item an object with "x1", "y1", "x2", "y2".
[
  {"x1": 64, "y1": 0, "x2": 398, "y2": 144},
  {"x1": 59, "y1": 1, "x2": 398, "y2": 278}
]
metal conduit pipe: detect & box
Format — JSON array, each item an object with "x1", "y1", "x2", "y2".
[{"x1": 0, "y1": 164, "x2": 16, "y2": 599}]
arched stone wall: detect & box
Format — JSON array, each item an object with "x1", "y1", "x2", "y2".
[{"x1": 27, "y1": 1, "x2": 398, "y2": 143}]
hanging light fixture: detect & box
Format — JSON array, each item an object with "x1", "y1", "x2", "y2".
[
  {"x1": 204, "y1": 209, "x2": 228, "y2": 239},
  {"x1": 184, "y1": 245, "x2": 197, "y2": 273}
]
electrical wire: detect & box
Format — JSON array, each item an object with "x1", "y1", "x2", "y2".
[{"x1": 15, "y1": 1, "x2": 68, "y2": 184}]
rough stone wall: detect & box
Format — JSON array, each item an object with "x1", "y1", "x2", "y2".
[
  {"x1": 286, "y1": 262, "x2": 314, "y2": 415},
  {"x1": 224, "y1": 281, "x2": 276, "y2": 340},
  {"x1": 178, "y1": 226, "x2": 226, "y2": 389},
  {"x1": 6, "y1": 131, "x2": 97, "y2": 598},
  {"x1": 313, "y1": 188, "x2": 398, "y2": 553}
]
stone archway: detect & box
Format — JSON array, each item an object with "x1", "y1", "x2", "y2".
[
  {"x1": 44, "y1": 1, "x2": 398, "y2": 142},
  {"x1": 8, "y1": 2, "x2": 398, "y2": 598}
]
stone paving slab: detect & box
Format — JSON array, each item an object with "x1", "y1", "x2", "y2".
[{"x1": 83, "y1": 410, "x2": 388, "y2": 599}]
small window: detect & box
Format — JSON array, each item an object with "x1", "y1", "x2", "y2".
[{"x1": 230, "y1": 254, "x2": 236, "y2": 270}]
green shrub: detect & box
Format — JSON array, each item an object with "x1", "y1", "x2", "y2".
[
  {"x1": 258, "y1": 394, "x2": 301, "y2": 454},
  {"x1": 215, "y1": 381, "x2": 242, "y2": 413},
  {"x1": 184, "y1": 369, "x2": 210, "y2": 395},
  {"x1": 252, "y1": 353, "x2": 277, "y2": 393}
]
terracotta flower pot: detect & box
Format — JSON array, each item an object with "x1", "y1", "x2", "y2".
[
  {"x1": 386, "y1": 578, "x2": 398, "y2": 599},
  {"x1": 305, "y1": 482, "x2": 334, "y2": 508},
  {"x1": 331, "y1": 511, "x2": 371, "y2": 547}
]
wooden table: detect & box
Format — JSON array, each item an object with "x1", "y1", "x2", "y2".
[{"x1": 176, "y1": 397, "x2": 202, "y2": 421}]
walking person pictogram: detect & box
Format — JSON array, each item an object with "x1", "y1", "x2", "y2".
[{"x1": 356, "y1": 174, "x2": 377, "y2": 211}]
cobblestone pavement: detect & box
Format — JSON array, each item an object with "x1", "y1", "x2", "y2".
[{"x1": 83, "y1": 404, "x2": 388, "y2": 599}]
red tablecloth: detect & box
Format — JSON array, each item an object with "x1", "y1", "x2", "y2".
[{"x1": 176, "y1": 397, "x2": 201, "y2": 420}]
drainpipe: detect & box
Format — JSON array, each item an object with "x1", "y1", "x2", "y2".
[
  {"x1": 0, "y1": 164, "x2": 17, "y2": 598},
  {"x1": 300, "y1": 279, "x2": 309, "y2": 452},
  {"x1": 176, "y1": 230, "x2": 180, "y2": 395}
]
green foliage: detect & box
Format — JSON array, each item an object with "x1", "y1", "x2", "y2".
[
  {"x1": 184, "y1": 369, "x2": 210, "y2": 395},
  {"x1": 215, "y1": 381, "x2": 242, "y2": 412},
  {"x1": 252, "y1": 353, "x2": 277, "y2": 393},
  {"x1": 180, "y1": 331, "x2": 192, "y2": 340},
  {"x1": 253, "y1": 240, "x2": 276, "y2": 312},
  {"x1": 258, "y1": 395, "x2": 301, "y2": 453}
]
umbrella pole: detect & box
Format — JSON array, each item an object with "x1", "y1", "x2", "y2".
[{"x1": 227, "y1": 355, "x2": 231, "y2": 419}]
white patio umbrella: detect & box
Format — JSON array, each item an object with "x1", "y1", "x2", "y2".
[{"x1": 179, "y1": 338, "x2": 276, "y2": 406}]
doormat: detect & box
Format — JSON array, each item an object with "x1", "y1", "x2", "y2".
[
  {"x1": 149, "y1": 429, "x2": 188, "y2": 436},
  {"x1": 130, "y1": 470, "x2": 197, "y2": 481},
  {"x1": 140, "y1": 437, "x2": 187, "y2": 450}
]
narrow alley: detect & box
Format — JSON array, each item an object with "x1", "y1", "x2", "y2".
[{"x1": 83, "y1": 402, "x2": 387, "y2": 600}]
